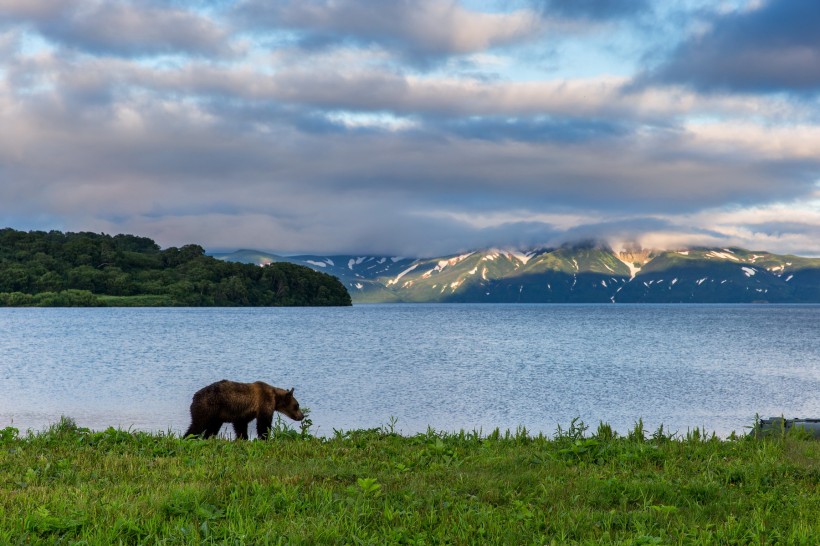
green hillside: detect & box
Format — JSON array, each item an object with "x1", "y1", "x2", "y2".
[
  {"x1": 616, "y1": 248, "x2": 820, "y2": 303},
  {"x1": 0, "y1": 229, "x2": 351, "y2": 307}
]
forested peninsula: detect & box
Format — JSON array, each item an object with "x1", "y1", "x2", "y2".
[{"x1": 0, "y1": 228, "x2": 351, "y2": 307}]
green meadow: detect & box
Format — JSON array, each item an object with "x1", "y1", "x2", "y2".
[{"x1": 1, "y1": 416, "x2": 818, "y2": 544}]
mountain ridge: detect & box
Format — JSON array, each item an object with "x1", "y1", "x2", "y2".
[{"x1": 212, "y1": 245, "x2": 820, "y2": 303}]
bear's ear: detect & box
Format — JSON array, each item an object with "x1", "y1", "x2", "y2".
[{"x1": 287, "y1": 388, "x2": 294, "y2": 396}]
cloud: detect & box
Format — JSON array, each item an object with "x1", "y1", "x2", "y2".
[
  {"x1": 157, "y1": 64, "x2": 809, "y2": 127},
  {"x1": 422, "y1": 204, "x2": 820, "y2": 258},
  {"x1": 1, "y1": 1, "x2": 819, "y2": 257},
  {"x1": 534, "y1": 0, "x2": 651, "y2": 21},
  {"x1": 438, "y1": 115, "x2": 629, "y2": 143},
  {"x1": 0, "y1": 0, "x2": 234, "y2": 57},
  {"x1": 2, "y1": 37, "x2": 820, "y2": 255},
  {"x1": 0, "y1": 0, "x2": 64, "y2": 20},
  {"x1": 646, "y1": 1, "x2": 820, "y2": 93},
  {"x1": 233, "y1": 0, "x2": 543, "y2": 63},
  {"x1": 2, "y1": 69, "x2": 816, "y2": 234}
]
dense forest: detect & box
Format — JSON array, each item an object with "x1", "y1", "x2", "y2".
[{"x1": 0, "y1": 228, "x2": 351, "y2": 307}]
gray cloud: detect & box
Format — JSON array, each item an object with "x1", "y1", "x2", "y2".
[
  {"x1": 2, "y1": 1, "x2": 820, "y2": 256},
  {"x1": 0, "y1": 0, "x2": 234, "y2": 57},
  {"x1": 646, "y1": 1, "x2": 820, "y2": 93},
  {"x1": 745, "y1": 220, "x2": 820, "y2": 237},
  {"x1": 2, "y1": 63, "x2": 817, "y2": 255},
  {"x1": 233, "y1": 0, "x2": 543, "y2": 63},
  {"x1": 436, "y1": 116, "x2": 630, "y2": 143},
  {"x1": 534, "y1": 0, "x2": 651, "y2": 21}
]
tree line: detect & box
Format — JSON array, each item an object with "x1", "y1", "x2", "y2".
[{"x1": 0, "y1": 228, "x2": 351, "y2": 307}]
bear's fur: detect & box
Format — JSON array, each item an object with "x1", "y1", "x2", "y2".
[{"x1": 184, "y1": 379, "x2": 304, "y2": 440}]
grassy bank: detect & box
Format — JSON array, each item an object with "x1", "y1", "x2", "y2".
[{"x1": 1, "y1": 417, "x2": 818, "y2": 544}]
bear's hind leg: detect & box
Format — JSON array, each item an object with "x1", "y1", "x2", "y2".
[{"x1": 233, "y1": 420, "x2": 250, "y2": 440}]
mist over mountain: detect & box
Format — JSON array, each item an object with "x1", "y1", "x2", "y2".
[{"x1": 213, "y1": 244, "x2": 820, "y2": 304}]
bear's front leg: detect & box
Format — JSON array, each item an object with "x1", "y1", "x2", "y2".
[
  {"x1": 204, "y1": 419, "x2": 223, "y2": 438},
  {"x1": 184, "y1": 422, "x2": 204, "y2": 438},
  {"x1": 256, "y1": 412, "x2": 273, "y2": 440},
  {"x1": 233, "y1": 420, "x2": 250, "y2": 440}
]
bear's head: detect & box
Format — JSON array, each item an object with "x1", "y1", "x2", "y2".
[{"x1": 277, "y1": 388, "x2": 305, "y2": 421}]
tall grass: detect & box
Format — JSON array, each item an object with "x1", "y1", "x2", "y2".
[{"x1": 1, "y1": 416, "x2": 818, "y2": 544}]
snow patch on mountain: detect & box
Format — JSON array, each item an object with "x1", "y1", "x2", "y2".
[
  {"x1": 707, "y1": 251, "x2": 739, "y2": 261},
  {"x1": 509, "y1": 250, "x2": 534, "y2": 265},
  {"x1": 616, "y1": 249, "x2": 653, "y2": 280},
  {"x1": 387, "y1": 263, "x2": 419, "y2": 286},
  {"x1": 436, "y1": 252, "x2": 475, "y2": 273},
  {"x1": 616, "y1": 257, "x2": 641, "y2": 279},
  {"x1": 421, "y1": 254, "x2": 474, "y2": 279}
]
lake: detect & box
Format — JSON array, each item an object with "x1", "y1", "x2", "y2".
[{"x1": 1, "y1": 304, "x2": 818, "y2": 439}]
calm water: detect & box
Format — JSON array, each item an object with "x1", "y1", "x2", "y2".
[{"x1": 1, "y1": 304, "x2": 818, "y2": 439}]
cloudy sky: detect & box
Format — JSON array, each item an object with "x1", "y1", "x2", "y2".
[{"x1": 1, "y1": 0, "x2": 820, "y2": 256}]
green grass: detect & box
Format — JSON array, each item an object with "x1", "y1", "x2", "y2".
[{"x1": 1, "y1": 417, "x2": 818, "y2": 544}]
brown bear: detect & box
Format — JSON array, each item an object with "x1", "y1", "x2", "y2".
[{"x1": 184, "y1": 379, "x2": 305, "y2": 440}]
